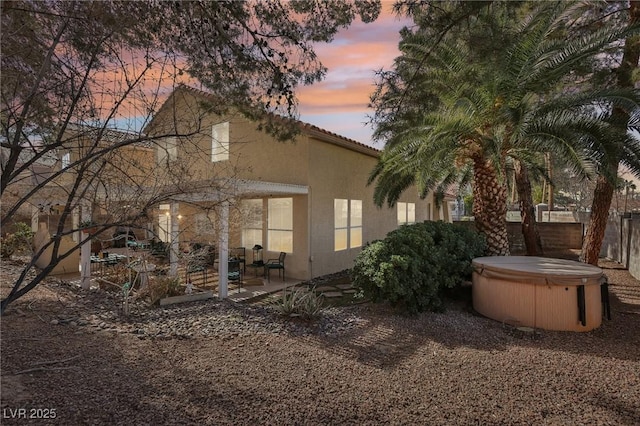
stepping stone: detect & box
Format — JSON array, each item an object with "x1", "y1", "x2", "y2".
[
  {"x1": 335, "y1": 283, "x2": 353, "y2": 290},
  {"x1": 321, "y1": 291, "x2": 343, "y2": 298},
  {"x1": 342, "y1": 289, "x2": 357, "y2": 294},
  {"x1": 314, "y1": 286, "x2": 338, "y2": 292}
]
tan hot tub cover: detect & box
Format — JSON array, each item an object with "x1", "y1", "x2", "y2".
[
  {"x1": 472, "y1": 256, "x2": 604, "y2": 286},
  {"x1": 472, "y1": 256, "x2": 605, "y2": 331}
]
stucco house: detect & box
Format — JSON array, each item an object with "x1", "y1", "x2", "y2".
[{"x1": 145, "y1": 85, "x2": 449, "y2": 289}]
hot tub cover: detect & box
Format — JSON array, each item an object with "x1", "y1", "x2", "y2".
[{"x1": 472, "y1": 256, "x2": 604, "y2": 286}]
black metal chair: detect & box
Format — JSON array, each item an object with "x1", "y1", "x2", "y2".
[
  {"x1": 231, "y1": 247, "x2": 246, "y2": 272},
  {"x1": 228, "y1": 259, "x2": 243, "y2": 287},
  {"x1": 187, "y1": 266, "x2": 207, "y2": 285},
  {"x1": 265, "y1": 252, "x2": 286, "y2": 282}
]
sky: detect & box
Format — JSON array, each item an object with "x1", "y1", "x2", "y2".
[
  {"x1": 296, "y1": 2, "x2": 410, "y2": 148},
  {"x1": 110, "y1": 2, "x2": 409, "y2": 149}
]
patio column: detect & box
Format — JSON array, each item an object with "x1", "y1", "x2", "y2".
[
  {"x1": 80, "y1": 205, "x2": 91, "y2": 290},
  {"x1": 30, "y1": 204, "x2": 39, "y2": 233},
  {"x1": 72, "y1": 207, "x2": 79, "y2": 243},
  {"x1": 218, "y1": 200, "x2": 229, "y2": 298},
  {"x1": 169, "y1": 201, "x2": 180, "y2": 277}
]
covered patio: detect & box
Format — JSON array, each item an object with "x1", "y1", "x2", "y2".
[
  {"x1": 165, "y1": 178, "x2": 308, "y2": 299},
  {"x1": 80, "y1": 178, "x2": 309, "y2": 300},
  {"x1": 85, "y1": 245, "x2": 303, "y2": 304}
]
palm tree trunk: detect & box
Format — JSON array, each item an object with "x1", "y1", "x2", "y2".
[
  {"x1": 472, "y1": 155, "x2": 510, "y2": 256},
  {"x1": 514, "y1": 160, "x2": 543, "y2": 256},
  {"x1": 581, "y1": 172, "x2": 616, "y2": 264},
  {"x1": 581, "y1": 0, "x2": 639, "y2": 265}
]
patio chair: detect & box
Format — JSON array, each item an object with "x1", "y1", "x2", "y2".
[
  {"x1": 187, "y1": 263, "x2": 207, "y2": 286},
  {"x1": 231, "y1": 247, "x2": 246, "y2": 272},
  {"x1": 265, "y1": 252, "x2": 286, "y2": 282},
  {"x1": 228, "y1": 258, "x2": 243, "y2": 287}
]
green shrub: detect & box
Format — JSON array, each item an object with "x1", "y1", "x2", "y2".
[
  {"x1": 0, "y1": 222, "x2": 35, "y2": 258},
  {"x1": 351, "y1": 221, "x2": 486, "y2": 314}
]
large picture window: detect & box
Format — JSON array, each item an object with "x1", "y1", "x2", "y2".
[
  {"x1": 397, "y1": 202, "x2": 416, "y2": 225},
  {"x1": 211, "y1": 122, "x2": 229, "y2": 162},
  {"x1": 268, "y1": 198, "x2": 292, "y2": 253},
  {"x1": 334, "y1": 199, "x2": 362, "y2": 251},
  {"x1": 241, "y1": 199, "x2": 263, "y2": 249}
]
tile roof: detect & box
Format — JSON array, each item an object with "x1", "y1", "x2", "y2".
[{"x1": 176, "y1": 84, "x2": 381, "y2": 157}]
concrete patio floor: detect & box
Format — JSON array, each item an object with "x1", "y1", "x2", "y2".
[
  {"x1": 50, "y1": 246, "x2": 361, "y2": 306},
  {"x1": 58, "y1": 245, "x2": 305, "y2": 304}
]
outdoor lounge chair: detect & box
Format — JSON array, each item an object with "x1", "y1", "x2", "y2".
[{"x1": 265, "y1": 252, "x2": 286, "y2": 282}]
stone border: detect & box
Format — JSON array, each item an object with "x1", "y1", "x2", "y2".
[{"x1": 159, "y1": 290, "x2": 214, "y2": 306}]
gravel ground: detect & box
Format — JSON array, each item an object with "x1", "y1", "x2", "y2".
[{"x1": 1, "y1": 257, "x2": 639, "y2": 425}]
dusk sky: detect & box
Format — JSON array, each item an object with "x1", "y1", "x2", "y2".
[
  {"x1": 112, "y1": 3, "x2": 409, "y2": 148},
  {"x1": 296, "y1": 2, "x2": 410, "y2": 148}
]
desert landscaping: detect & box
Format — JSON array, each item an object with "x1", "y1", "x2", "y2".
[{"x1": 1, "y1": 255, "x2": 639, "y2": 425}]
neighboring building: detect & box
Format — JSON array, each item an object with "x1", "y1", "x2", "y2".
[
  {"x1": 2, "y1": 125, "x2": 155, "y2": 241},
  {"x1": 146, "y1": 85, "x2": 448, "y2": 281},
  {"x1": 0, "y1": 143, "x2": 60, "y2": 229},
  {"x1": 56, "y1": 125, "x2": 156, "y2": 232},
  {"x1": 2, "y1": 125, "x2": 156, "y2": 275}
]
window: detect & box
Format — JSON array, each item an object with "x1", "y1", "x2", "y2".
[
  {"x1": 211, "y1": 122, "x2": 229, "y2": 162},
  {"x1": 408, "y1": 203, "x2": 416, "y2": 223},
  {"x1": 334, "y1": 199, "x2": 362, "y2": 251},
  {"x1": 158, "y1": 204, "x2": 171, "y2": 242},
  {"x1": 61, "y1": 152, "x2": 70, "y2": 169},
  {"x1": 334, "y1": 199, "x2": 348, "y2": 251},
  {"x1": 398, "y1": 202, "x2": 416, "y2": 225},
  {"x1": 350, "y1": 199, "x2": 362, "y2": 248},
  {"x1": 241, "y1": 199, "x2": 263, "y2": 248},
  {"x1": 157, "y1": 137, "x2": 177, "y2": 165},
  {"x1": 268, "y1": 198, "x2": 292, "y2": 252}
]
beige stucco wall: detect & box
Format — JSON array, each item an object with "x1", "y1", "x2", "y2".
[
  {"x1": 147, "y1": 87, "x2": 440, "y2": 281},
  {"x1": 306, "y1": 137, "x2": 433, "y2": 277},
  {"x1": 33, "y1": 222, "x2": 79, "y2": 275}
]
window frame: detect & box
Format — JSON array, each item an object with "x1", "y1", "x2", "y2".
[
  {"x1": 61, "y1": 152, "x2": 70, "y2": 170},
  {"x1": 334, "y1": 198, "x2": 363, "y2": 251},
  {"x1": 267, "y1": 197, "x2": 293, "y2": 253},
  {"x1": 397, "y1": 202, "x2": 416, "y2": 225},
  {"x1": 241, "y1": 199, "x2": 263, "y2": 248},
  {"x1": 157, "y1": 137, "x2": 177, "y2": 165},
  {"x1": 211, "y1": 122, "x2": 230, "y2": 162}
]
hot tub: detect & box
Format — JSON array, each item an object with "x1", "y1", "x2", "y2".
[{"x1": 472, "y1": 256, "x2": 604, "y2": 332}]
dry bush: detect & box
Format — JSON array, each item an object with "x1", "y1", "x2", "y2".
[
  {"x1": 148, "y1": 276, "x2": 182, "y2": 306},
  {"x1": 99, "y1": 263, "x2": 133, "y2": 291}
]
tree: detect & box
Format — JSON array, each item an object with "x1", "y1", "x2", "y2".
[
  {"x1": 369, "y1": 1, "x2": 640, "y2": 256},
  {"x1": 581, "y1": 0, "x2": 640, "y2": 265},
  {"x1": 0, "y1": 0, "x2": 381, "y2": 314}
]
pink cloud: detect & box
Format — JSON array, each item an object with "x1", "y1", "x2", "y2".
[{"x1": 297, "y1": 2, "x2": 410, "y2": 143}]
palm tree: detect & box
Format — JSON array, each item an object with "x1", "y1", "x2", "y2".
[
  {"x1": 370, "y1": 1, "x2": 640, "y2": 256},
  {"x1": 581, "y1": 0, "x2": 640, "y2": 265}
]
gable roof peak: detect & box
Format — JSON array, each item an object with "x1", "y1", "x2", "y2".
[{"x1": 175, "y1": 84, "x2": 380, "y2": 157}]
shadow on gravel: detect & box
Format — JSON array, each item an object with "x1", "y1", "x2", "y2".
[
  {"x1": 589, "y1": 390, "x2": 640, "y2": 424},
  {"x1": 302, "y1": 274, "x2": 640, "y2": 369},
  {"x1": 1, "y1": 297, "x2": 287, "y2": 425}
]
